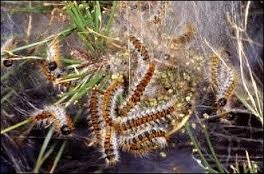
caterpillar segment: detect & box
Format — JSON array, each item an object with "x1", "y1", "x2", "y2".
[
  {"x1": 118, "y1": 62, "x2": 156, "y2": 117},
  {"x1": 101, "y1": 126, "x2": 119, "y2": 167}
]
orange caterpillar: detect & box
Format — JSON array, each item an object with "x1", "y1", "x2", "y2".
[
  {"x1": 171, "y1": 24, "x2": 196, "y2": 48},
  {"x1": 102, "y1": 79, "x2": 124, "y2": 126},
  {"x1": 38, "y1": 60, "x2": 71, "y2": 91},
  {"x1": 88, "y1": 87, "x2": 103, "y2": 145},
  {"x1": 101, "y1": 126, "x2": 119, "y2": 166},
  {"x1": 116, "y1": 100, "x2": 175, "y2": 134},
  {"x1": 128, "y1": 35, "x2": 150, "y2": 61},
  {"x1": 46, "y1": 37, "x2": 62, "y2": 70},
  {"x1": 32, "y1": 105, "x2": 74, "y2": 135},
  {"x1": 118, "y1": 62, "x2": 155, "y2": 116},
  {"x1": 120, "y1": 128, "x2": 167, "y2": 156}
]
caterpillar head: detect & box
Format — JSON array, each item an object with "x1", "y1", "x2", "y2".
[
  {"x1": 3, "y1": 59, "x2": 13, "y2": 67},
  {"x1": 217, "y1": 97, "x2": 227, "y2": 107},
  {"x1": 47, "y1": 61, "x2": 58, "y2": 71},
  {"x1": 60, "y1": 124, "x2": 72, "y2": 135}
]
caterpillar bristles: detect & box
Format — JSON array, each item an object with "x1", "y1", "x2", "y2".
[
  {"x1": 118, "y1": 61, "x2": 156, "y2": 116},
  {"x1": 101, "y1": 126, "x2": 119, "y2": 167}
]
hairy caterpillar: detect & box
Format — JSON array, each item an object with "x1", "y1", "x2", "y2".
[
  {"x1": 118, "y1": 62, "x2": 156, "y2": 116},
  {"x1": 1, "y1": 36, "x2": 17, "y2": 67},
  {"x1": 46, "y1": 37, "x2": 62, "y2": 71},
  {"x1": 101, "y1": 126, "x2": 119, "y2": 166},
  {"x1": 38, "y1": 59, "x2": 72, "y2": 92},
  {"x1": 116, "y1": 99, "x2": 175, "y2": 134},
  {"x1": 170, "y1": 24, "x2": 196, "y2": 49},
  {"x1": 88, "y1": 87, "x2": 104, "y2": 145},
  {"x1": 216, "y1": 66, "x2": 236, "y2": 107},
  {"x1": 120, "y1": 128, "x2": 167, "y2": 156},
  {"x1": 32, "y1": 105, "x2": 74, "y2": 135},
  {"x1": 102, "y1": 79, "x2": 124, "y2": 126},
  {"x1": 208, "y1": 53, "x2": 237, "y2": 107},
  {"x1": 128, "y1": 35, "x2": 150, "y2": 62}
]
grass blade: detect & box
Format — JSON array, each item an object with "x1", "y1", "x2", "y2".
[
  {"x1": 33, "y1": 127, "x2": 54, "y2": 173},
  {"x1": 49, "y1": 141, "x2": 67, "y2": 173}
]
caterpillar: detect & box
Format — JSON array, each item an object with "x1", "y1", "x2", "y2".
[
  {"x1": 1, "y1": 36, "x2": 17, "y2": 67},
  {"x1": 128, "y1": 35, "x2": 150, "y2": 62},
  {"x1": 216, "y1": 66, "x2": 236, "y2": 107},
  {"x1": 116, "y1": 99, "x2": 175, "y2": 134},
  {"x1": 38, "y1": 60, "x2": 71, "y2": 92},
  {"x1": 46, "y1": 37, "x2": 62, "y2": 71},
  {"x1": 170, "y1": 23, "x2": 196, "y2": 48},
  {"x1": 88, "y1": 87, "x2": 104, "y2": 145},
  {"x1": 101, "y1": 126, "x2": 119, "y2": 167},
  {"x1": 119, "y1": 128, "x2": 167, "y2": 157},
  {"x1": 118, "y1": 61, "x2": 156, "y2": 117},
  {"x1": 32, "y1": 105, "x2": 74, "y2": 135},
  {"x1": 102, "y1": 78, "x2": 124, "y2": 126}
]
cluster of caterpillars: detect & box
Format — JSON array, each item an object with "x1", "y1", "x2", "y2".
[
  {"x1": 87, "y1": 35, "x2": 185, "y2": 167},
  {"x1": 209, "y1": 52, "x2": 237, "y2": 109}
]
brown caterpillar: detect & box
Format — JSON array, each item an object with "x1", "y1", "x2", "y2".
[
  {"x1": 102, "y1": 79, "x2": 124, "y2": 126},
  {"x1": 120, "y1": 128, "x2": 167, "y2": 156},
  {"x1": 32, "y1": 105, "x2": 74, "y2": 135},
  {"x1": 128, "y1": 35, "x2": 150, "y2": 61},
  {"x1": 38, "y1": 60, "x2": 72, "y2": 92},
  {"x1": 116, "y1": 99, "x2": 175, "y2": 134},
  {"x1": 88, "y1": 87, "x2": 103, "y2": 145},
  {"x1": 118, "y1": 62, "x2": 155, "y2": 116},
  {"x1": 170, "y1": 24, "x2": 196, "y2": 49},
  {"x1": 101, "y1": 126, "x2": 119, "y2": 167}
]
